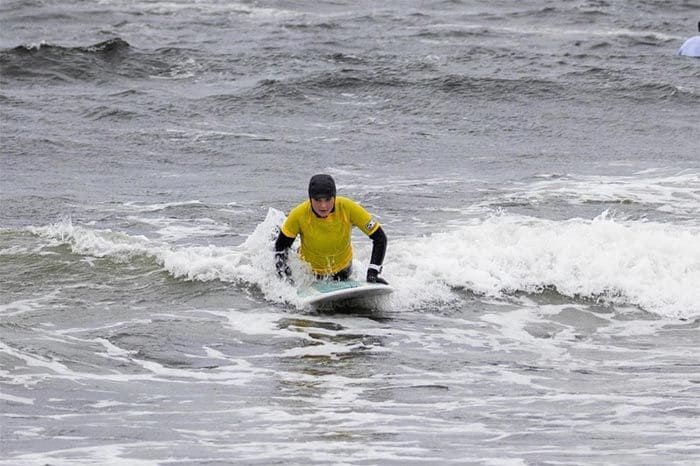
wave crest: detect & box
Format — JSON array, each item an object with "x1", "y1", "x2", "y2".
[{"x1": 25, "y1": 209, "x2": 700, "y2": 319}]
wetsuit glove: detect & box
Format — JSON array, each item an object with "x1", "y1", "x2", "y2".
[
  {"x1": 275, "y1": 252, "x2": 293, "y2": 284},
  {"x1": 366, "y1": 266, "x2": 388, "y2": 285}
]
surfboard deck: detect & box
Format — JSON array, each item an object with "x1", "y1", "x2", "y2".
[{"x1": 298, "y1": 279, "x2": 393, "y2": 307}]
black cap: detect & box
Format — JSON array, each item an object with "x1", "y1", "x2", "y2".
[{"x1": 308, "y1": 174, "x2": 336, "y2": 199}]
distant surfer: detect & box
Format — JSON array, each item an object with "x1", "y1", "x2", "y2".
[
  {"x1": 274, "y1": 174, "x2": 389, "y2": 284},
  {"x1": 678, "y1": 21, "x2": 700, "y2": 57}
]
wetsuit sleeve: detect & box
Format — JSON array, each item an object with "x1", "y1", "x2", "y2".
[
  {"x1": 274, "y1": 230, "x2": 295, "y2": 252},
  {"x1": 275, "y1": 204, "x2": 300, "y2": 279},
  {"x1": 342, "y1": 197, "x2": 385, "y2": 265},
  {"x1": 274, "y1": 230, "x2": 295, "y2": 280},
  {"x1": 369, "y1": 227, "x2": 387, "y2": 267}
]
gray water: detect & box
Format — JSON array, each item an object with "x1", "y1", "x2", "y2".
[{"x1": 1, "y1": 1, "x2": 699, "y2": 464}]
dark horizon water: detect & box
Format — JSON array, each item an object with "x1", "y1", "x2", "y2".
[{"x1": 2, "y1": 1, "x2": 699, "y2": 464}]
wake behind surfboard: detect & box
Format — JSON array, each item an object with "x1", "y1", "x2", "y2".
[{"x1": 298, "y1": 279, "x2": 393, "y2": 308}]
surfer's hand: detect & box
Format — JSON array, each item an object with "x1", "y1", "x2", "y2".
[
  {"x1": 278, "y1": 266, "x2": 294, "y2": 285},
  {"x1": 366, "y1": 268, "x2": 388, "y2": 285},
  {"x1": 275, "y1": 252, "x2": 293, "y2": 284}
]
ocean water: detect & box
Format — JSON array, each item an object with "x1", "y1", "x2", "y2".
[{"x1": 1, "y1": 1, "x2": 699, "y2": 464}]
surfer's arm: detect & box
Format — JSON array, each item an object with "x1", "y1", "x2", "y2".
[
  {"x1": 367, "y1": 227, "x2": 388, "y2": 284},
  {"x1": 274, "y1": 231, "x2": 295, "y2": 280}
]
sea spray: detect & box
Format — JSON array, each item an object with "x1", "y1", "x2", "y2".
[
  {"x1": 388, "y1": 211, "x2": 700, "y2": 318},
  {"x1": 28, "y1": 209, "x2": 700, "y2": 318}
]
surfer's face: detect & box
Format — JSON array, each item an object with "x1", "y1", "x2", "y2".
[{"x1": 311, "y1": 196, "x2": 335, "y2": 218}]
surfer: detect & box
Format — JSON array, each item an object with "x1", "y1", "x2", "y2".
[
  {"x1": 274, "y1": 174, "x2": 389, "y2": 284},
  {"x1": 678, "y1": 21, "x2": 700, "y2": 57}
]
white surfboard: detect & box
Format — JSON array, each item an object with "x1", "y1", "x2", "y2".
[{"x1": 298, "y1": 279, "x2": 393, "y2": 307}]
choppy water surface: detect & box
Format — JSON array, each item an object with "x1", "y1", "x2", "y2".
[{"x1": 1, "y1": 1, "x2": 699, "y2": 464}]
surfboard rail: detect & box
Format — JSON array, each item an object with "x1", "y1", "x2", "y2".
[{"x1": 298, "y1": 279, "x2": 394, "y2": 306}]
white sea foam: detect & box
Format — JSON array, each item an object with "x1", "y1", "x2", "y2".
[
  {"x1": 0, "y1": 442, "x2": 167, "y2": 466},
  {"x1": 0, "y1": 293, "x2": 58, "y2": 317},
  {"x1": 389, "y1": 211, "x2": 700, "y2": 318},
  {"x1": 98, "y1": 0, "x2": 299, "y2": 19},
  {"x1": 0, "y1": 336, "x2": 262, "y2": 387},
  {"x1": 497, "y1": 171, "x2": 700, "y2": 220},
  {"x1": 28, "y1": 207, "x2": 700, "y2": 318},
  {"x1": 125, "y1": 215, "x2": 230, "y2": 241},
  {"x1": 0, "y1": 392, "x2": 35, "y2": 405},
  {"x1": 119, "y1": 200, "x2": 204, "y2": 213}
]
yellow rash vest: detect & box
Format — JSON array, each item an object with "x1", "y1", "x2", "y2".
[{"x1": 280, "y1": 196, "x2": 380, "y2": 275}]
